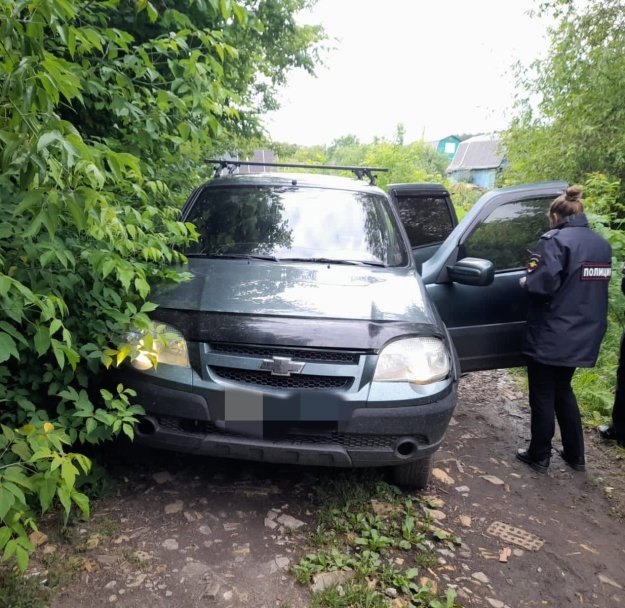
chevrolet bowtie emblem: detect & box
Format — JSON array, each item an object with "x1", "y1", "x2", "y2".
[{"x1": 259, "y1": 356, "x2": 305, "y2": 376}]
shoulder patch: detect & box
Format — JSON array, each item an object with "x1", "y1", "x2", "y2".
[
  {"x1": 526, "y1": 250, "x2": 542, "y2": 273},
  {"x1": 580, "y1": 264, "x2": 612, "y2": 281},
  {"x1": 540, "y1": 228, "x2": 560, "y2": 240}
]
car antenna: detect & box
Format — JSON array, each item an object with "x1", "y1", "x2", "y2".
[{"x1": 206, "y1": 159, "x2": 388, "y2": 185}]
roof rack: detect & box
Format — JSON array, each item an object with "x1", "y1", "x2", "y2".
[{"x1": 206, "y1": 159, "x2": 388, "y2": 185}]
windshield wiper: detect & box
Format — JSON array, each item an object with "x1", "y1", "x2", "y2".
[
  {"x1": 184, "y1": 252, "x2": 279, "y2": 262},
  {"x1": 278, "y1": 257, "x2": 387, "y2": 267}
]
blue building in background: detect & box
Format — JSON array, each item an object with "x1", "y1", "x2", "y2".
[
  {"x1": 446, "y1": 134, "x2": 506, "y2": 189},
  {"x1": 435, "y1": 135, "x2": 462, "y2": 160}
]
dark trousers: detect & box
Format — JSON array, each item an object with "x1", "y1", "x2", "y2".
[
  {"x1": 610, "y1": 330, "x2": 625, "y2": 441},
  {"x1": 527, "y1": 359, "x2": 584, "y2": 461}
]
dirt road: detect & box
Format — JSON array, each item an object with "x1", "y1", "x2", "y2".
[{"x1": 27, "y1": 370, "x2": 625, "y2": 608}]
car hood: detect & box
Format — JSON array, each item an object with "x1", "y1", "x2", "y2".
[{"x1": 153, "y1": 259, "x2": 436, "y2": 324}]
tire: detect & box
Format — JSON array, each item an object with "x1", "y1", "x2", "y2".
[{"x1": 391, "y1": 455, "x2": 433, "y2": 489}]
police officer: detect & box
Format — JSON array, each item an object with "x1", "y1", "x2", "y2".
[
  {"x1": 517, "y1": 185, "x2": 612, "y2": 473},
  {"x1": 598, "y1": 262, "x2": 625, "y2": 446}
]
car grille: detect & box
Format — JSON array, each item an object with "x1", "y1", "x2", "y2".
[
  {"x1": 156, "y1": 416, "x2": 413, "y2": 449},
  {"x1": 210, "y1": 366, "x2": 353, "y2": 390},
  {"x1": 204, "y1": 343, "x2": 364, "y2": 392},
  {"x1": 209, "y1": 343, "x2": 360, "y2": 364}
]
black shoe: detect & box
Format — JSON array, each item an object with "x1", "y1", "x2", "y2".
[
  {"x1": 598, "y1": 425, "x2": 616, "y2": 440},
  {"x1": 516, "y1": 448, "x2": 549, "y2": 473},
  {"x1": 558, "y1": 449, "x2": 586, "y2": 472},
  {"x1": 597, "y1": 425, "x2": 625, "y2": 445}
]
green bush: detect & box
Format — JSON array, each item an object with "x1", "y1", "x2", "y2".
[
  {"x1": 0, "y1": 0, "x2": 323, "y2": 570},
  {"x1": 574, "y1": 179, "x2": 625, "y2": 421}
]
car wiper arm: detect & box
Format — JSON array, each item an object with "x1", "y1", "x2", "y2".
[
  {"x1": 184, "y1": 253, "x2": 279, "y2": 261},
  {"x1": 279, "y1": 257, "x2": 387, "y2": 267}
]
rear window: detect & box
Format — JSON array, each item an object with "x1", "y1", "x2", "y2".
[
  {"x1": 183, "y1": 186, "x2": 409, "y2": 266},
  {"x1": 394, "y1": 195, "x2": 455, "y2": 248}
]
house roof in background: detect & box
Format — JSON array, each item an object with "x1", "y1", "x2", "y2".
[{"x1": 447, "y1": 134, "x2": 505, "y2": 171}]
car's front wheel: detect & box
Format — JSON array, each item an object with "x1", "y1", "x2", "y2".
[{"x1": 391, "y1": 455, "x2": 433, "y2": 489}]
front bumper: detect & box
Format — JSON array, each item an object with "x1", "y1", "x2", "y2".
[{"x1": 110, "y1": 371, "x2": 457, "y2": 468}]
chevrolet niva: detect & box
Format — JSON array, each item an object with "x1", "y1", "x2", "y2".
[{"x1": 108, "y1": 160, "x2": 567, "y2": 488}]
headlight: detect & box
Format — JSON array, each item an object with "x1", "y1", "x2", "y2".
[
  {"x1": 373, "y1": 337, "x2": 450, "y2": 385},
  {"x1": 126, "y1": 323, "x2": 190, "y2": 371}
]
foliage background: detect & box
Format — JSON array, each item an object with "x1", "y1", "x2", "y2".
[{"x1": 271, "y1": 126, "x2": 482, "y2": 212}]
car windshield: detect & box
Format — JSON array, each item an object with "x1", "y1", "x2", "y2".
[{"x1": 182, "y1": 185, "x2": 408, "y2": 266}]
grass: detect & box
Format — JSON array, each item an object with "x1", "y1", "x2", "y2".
[
  {"x1": 0, "y1": 477, "x2": 117, "y2": 608},
  {"x1": 0, "y1": 567, "x2": 50, "y2": 608},
  {"x1": 0, "y1": 523, "x2": 102, "y2": 608},
  {"x1": 290, "y1": 470, "x2": 462, "y2": 608}
]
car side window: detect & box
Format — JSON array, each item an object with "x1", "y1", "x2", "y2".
[
  {"x1": 394, "y1": 196, "x2": 455, "y2": 248},
  {"x1": 461, "y1": 198, "x2": 551, "y2": 271}
]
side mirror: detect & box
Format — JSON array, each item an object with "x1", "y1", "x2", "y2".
[{"x1": 447, "y1": 257, "x2": 494, "y2": 286}]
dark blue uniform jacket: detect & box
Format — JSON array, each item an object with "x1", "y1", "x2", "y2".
[{"x1": 523, "y1": 213, "x2": 612, "y2": 367}]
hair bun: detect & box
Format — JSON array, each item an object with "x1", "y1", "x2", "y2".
[{"x1": 565, "y1": 185, "x2": 583, "y2": 202}]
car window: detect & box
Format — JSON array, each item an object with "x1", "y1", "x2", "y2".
[
  {"x1": 183, "y1": 186, "x2": 409, "y2": 266},
  {"x1": 394, "y1": 195, "x2": 455, "y2": 248},
  {"x1": 460, "y1": 197, "x2": 551, "y2": 271}
]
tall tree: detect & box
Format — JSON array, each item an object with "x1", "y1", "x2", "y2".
[{"x1": 502, "y1": 0, "x2": 625, "y2": 194}]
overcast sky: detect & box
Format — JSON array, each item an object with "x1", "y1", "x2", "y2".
[{"x1": 265, "y1": 0, "x2": 552, "y2": 146}]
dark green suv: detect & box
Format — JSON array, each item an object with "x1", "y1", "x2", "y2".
[{"x1": 111, "y1": 162, "x2": 566, "y2": 488}]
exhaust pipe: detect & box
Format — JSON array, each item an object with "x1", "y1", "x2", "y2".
[
  {"x1": 136, "y1": 416, "x2": 159, "y2": 437},
  {"x1": 394, "y1": 438, "x2": 418, "y2": 459}
]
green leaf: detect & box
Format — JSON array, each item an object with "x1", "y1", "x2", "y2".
[
  {"x1": 122, "y1": 423, "x2": 134, "y2": 440},
  {"x1": 71, "y1": 491, "x2": 90, "y2": 517},
  {"x1": 0, "y1": 322, "x2": 28, "y2": 347},
  {"x1": 102, "y1": 259, "x2": 116, "y2": 278},
  {"x1": 61, "y1": 459, "x2": 78, "y2": 489},
  {"x1": 57, "y1": 486, "x2": 71, "y2": 516},
  {"x1": 405, "y1": 567, "x2": 420, "y2": 579},
  {"x1": 146, "y1": 1, "x2": 158, "y2": 22},
  {"x1": 1, "y1": 466, "x2": 31, "y2": 489},
  {"x1": 37, "y1": 130, "x2": 64, "y2": 152},
  {"x1": 39, "y1": 477, "x2": 57, "y2": 512},
  {"x1": 0, "y1": 275, "x2": 11, "y2": 298},
  {"x1": 30, "y1": 447, "x2": 53, "y2": 461},
  {"x1": 3, "y1": 482, "x2": 26, "y2": 507},
  {"x1": 3, "y1": 539, "x2": 16, "y2": 561},
  {"x1": 134, "y1": 277, "x2": 150, "y2": 298},
  {"x1": 10, "y1": 441, "x2": 31, "y2": 461},
  {"x1": 85, "y1": 417, "x2": 97, "y2": 434},
  {"x1": 73, "y1": 453, "x2": 91, "y2": 475},
  {"x1": 34, "y1": 325, "x2": 51, "y2": 356},
  {"x1": 49, "y1": 319, "x2": 62, "y2": 336},
  {"x1": 0, "y1": 488, "x2": 15, "y2": 519},
  {"x1": 0, "y1": 527, "x2": 11, "y2": 549},
  {"x1": 15, "y1": 546, "x2": 29, "y2": 572},
  {"x1": 51, "y1": 339, "x2": 66, "y2": 368},
  {"x1": 140, "y1": 302, "x2": 158, "y2": 313},
  {"x1": 0, "y1": 333, "x2": 19, "y2": 363}
]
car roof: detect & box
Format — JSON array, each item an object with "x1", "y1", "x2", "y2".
[{"x1": 203, "y1": 171, "x2": 386, "y2": 194}]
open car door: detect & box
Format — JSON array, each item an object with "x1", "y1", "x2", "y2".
[
  {"x1": 388, "y1": 184, "x2": 458, "y2": 272},
  {"x1": 420, "y1": 181, "x2": 568, "y2": 373}
]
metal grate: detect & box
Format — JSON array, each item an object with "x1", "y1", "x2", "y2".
[
  {"x1": 210, "y1": 366, "x2": 353, "y2": 390},
  {"x1": 486, "y1": 521, "x2": 544, "y2": 551},
  {"x1": 209, "y1": 343, "x2": 360, "y2": 364},
  {"x1": 155, "y1": 416, "x2": 405, "y2": 449},
  {"x1": 287, "y1": 433, "x2": 398, "y2": 449}
]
